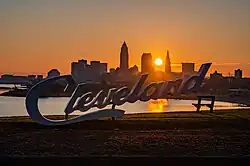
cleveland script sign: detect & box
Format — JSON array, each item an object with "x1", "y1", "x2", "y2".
[{"x1": 25, "y1": 63, "x2": 212, "y2": 126}]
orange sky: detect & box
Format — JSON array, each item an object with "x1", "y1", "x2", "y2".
[{"x1": 1, "y1": 0, "x2": 250, "y2": 77}]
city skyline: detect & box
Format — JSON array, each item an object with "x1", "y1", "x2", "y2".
[
  {"x1": 1, "y1": 0, "x2": 250, "y2": 76},
  {"x1": 0, "y1": 41, "x2": 249, "y2": 77}
]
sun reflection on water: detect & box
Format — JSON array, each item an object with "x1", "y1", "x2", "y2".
[{"x1": 148, "y1": 99, "x2": 168, "y2": 113}]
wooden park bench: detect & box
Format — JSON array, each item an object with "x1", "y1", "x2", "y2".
[{"x1": 192, "y1": 95, "x2": 215, "y2": 113}]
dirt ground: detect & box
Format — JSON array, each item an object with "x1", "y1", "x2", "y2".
[{"x1": 1, "y1": 109, "x2": 250, "y2": 157}]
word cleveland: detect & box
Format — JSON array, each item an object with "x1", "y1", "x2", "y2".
[
  {"x1": 64, "y1": 63, "x2": 212, "y2": 115},
  {"x1": 25, "y1": 63, "x2": 211, "y2": 126}
]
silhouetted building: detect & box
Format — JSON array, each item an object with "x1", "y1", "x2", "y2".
[
  {"x1": 141, "y1": 53, "x2": 154, "y2": 74},
  {"x1": 129, "y1": 65, "x2": 139, "y2": 75},
  {"x1": 71, "y1": 59, "x2": 107, "y2": 83},
  {"x1": 182, "y1": 63, "x2": 195, "y2": 76},
  {"x1": 109, "y1": 68, "x2": 115, "y2": 73},
  {"x1": 90, "y1": 60, "x2": 100, "y2": 66},
  {"x1": 71, "y1": 60, "x2": 87, "y2": 77},
  {"x1": 0, "y1": 74, "x2": 44, "y2": 84},
  {"x1": 78, "y1": 59, "x2": 87, "y2": 65},
  {"x1": 47, "y1": 69, "x2": 60, "y2": 78},
  {"x1": 37, "y1": 75, "x2": 43, "y2": 80},
  {"x1": 210, "y1": 70, "x2": 223, "y2": 80},
  {"x1": 120, "y1": 41, "x2": 129, "y2": 71},
  {"x1": 28, "y1": 75, "x2": 36, "y2": 80},
  {"x1": 165, "y1": 50, "x2": 171, "y2": 74},
  {"x1": 171, "y1": 72, "x2": 183, "y2": 80},
  {"x1": 90, "y1": 61, "x2": 107, "y2": 75},
  {"x1": 0, "y1": 74, "x2": 28, "y2": 82},
  {"x1": 154, "y1": 71, "x2": 166, "y2": 81},
  {"x1": 1, "y1": 74, "x2": 14, "y2": 79},
  {"x1": 234, "y1": 69, "x2": 242, "y2": 79}
]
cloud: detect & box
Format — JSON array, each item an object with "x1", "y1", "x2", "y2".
[{"x1": 212, "y1": 62, "x2": 241, "y2": 66}]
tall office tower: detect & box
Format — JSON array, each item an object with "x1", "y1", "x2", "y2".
[
  {"x1": 120, "y1": 41, "x2": 129, "y2": 71},
  {"x1": 141, "y1": 53, "x2": 154, "y2": 74},
  {"x1": 165, "y1": 50, "x2": 171, "y2": 74}
]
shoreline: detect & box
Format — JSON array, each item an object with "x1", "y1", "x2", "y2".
[
  {"x1": 1, "y1": 92, "x2": 250, "y2": 106},
  {"x1": 1, "y1": 86, "x2": 250, "y2": 107},
  {"x1": 1, "y1": 107, "x2": 250, "y2": 120}
]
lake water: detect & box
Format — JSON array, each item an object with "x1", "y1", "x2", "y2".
[{"x1": 0, "y1": 96, "x2": 248, "y2": 117}]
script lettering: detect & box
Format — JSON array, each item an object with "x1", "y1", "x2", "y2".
[
  {"x1": 158, "y1": 81, "x2": 180, "y2": 98},
  {"x1": 113, "y1": 87, "x2": 131, "y2": 105},
  {"x1": 74, "y1": 92, "x2": 94, "y2": 111},
  {"x1": 178, "y1": 76, "x2": 204, "y2": 94},
  {"x1": 126, "y1": 74, "x2": 148, "y2": 103},
  {"x1": 25, "y1": 63, "x2": 212, "y2": 126},
  {"x1": 140, "y1": 82, "x2": 163, "y2": 101},
  {"x1": 98, "y1": 88, "x2": 117, "y2": 108},
  {"x1": 64, "y1": 83, "x2": 95, "y2": 114}
]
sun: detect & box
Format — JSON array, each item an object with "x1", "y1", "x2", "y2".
[{"x1": 154, "y1": 58, "x2": 163, "y2": 66}]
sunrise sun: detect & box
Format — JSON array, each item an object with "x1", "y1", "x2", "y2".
[{"x1": 154, "y1": 58, "x2": 163, "y2": 66}]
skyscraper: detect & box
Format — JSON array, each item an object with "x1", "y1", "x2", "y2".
[
  {"x1": 165, "y1": 50, "x2": 171, "y2": 74},
  {"x1": 141, "y1": 53, "x2": 154, "y2": 74},
  {"x1": 120, "y1": 41, "x2": 129, "y2": 71}
]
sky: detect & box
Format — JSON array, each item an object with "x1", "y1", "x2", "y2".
[{"x1": 1, "y1": 0, "x2": 250, "y2": 76}]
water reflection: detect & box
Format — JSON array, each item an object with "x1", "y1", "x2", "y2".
[
  {"x1": 0, "y1": 96, "x2": 249, "y2": 117},
  {"x1": 148, "y1": 99, "x2": 168, "y2": 113}
]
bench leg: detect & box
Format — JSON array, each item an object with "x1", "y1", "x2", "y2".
[
  {"x1": 210, "y1": 108, "x2": 213, "y2": 113},
  {"x1": 210, "y1": 97, "x2": 215, "y2": 113},
  {"x1": 196, "y1": 106, "x2": 201, "y2": 112},
  {"x1": 210, "y1": 106, "x2": 214, "y2": 113},
  {"x1": 196, "y1": 98, "x2": 201, "y2": 112}
]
